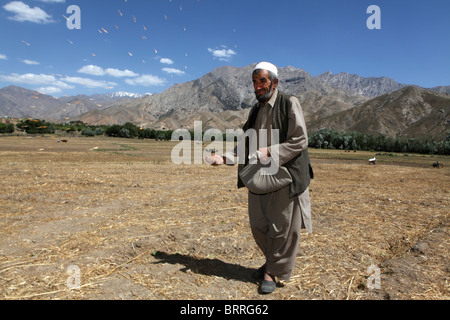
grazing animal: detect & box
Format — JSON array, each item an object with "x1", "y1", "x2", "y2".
[{"x1": 432, "y1": 161, "x2": 444, "y2": 168}]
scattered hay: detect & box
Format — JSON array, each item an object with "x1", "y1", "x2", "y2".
[{"x1": 0, "y1": 136, "x2": 448, "y2": 300}]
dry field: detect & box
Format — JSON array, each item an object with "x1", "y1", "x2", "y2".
[{"x1": 0, "y1": 135, "x2": 448, "y2": 300}]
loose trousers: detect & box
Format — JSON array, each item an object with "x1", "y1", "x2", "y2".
[{"x1": 248, "y1": 187, "x2": 311, "y2": 281}]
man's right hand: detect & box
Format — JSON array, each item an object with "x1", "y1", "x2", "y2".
[{"x1": 205, "y1": 154, "x2": 225, "y2": 166}]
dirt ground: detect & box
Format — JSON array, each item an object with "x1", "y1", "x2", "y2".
[{"x1": 0, "y1": 135, "x2": 448, "y2": 300}]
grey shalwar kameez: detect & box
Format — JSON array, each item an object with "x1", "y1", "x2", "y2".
[
  {"x1": 250, "y1": 89, "x2": 312, "y2": 281},
  {"x1": 226, "y1": 89, "x2": 312, "y2": 281}
]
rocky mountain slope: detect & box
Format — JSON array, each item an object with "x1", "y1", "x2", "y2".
[
  {"x1": 314, "y1": 71, "x2": 407, "y2": 98},
  {"x1": 0, "y1": 86, "x2": 64, "y2": 120},
  {"x1": 308, "y1": 86, "x2": 450, "y2": 140}
]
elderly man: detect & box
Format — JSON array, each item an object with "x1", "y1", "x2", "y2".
[{"x1": 207, "y1": 62, "x2": 313, "y2": 294}]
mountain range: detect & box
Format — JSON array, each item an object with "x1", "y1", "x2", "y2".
[
  {"x1": 0, "y1": 86, "x2": 151, "y2": 121},
  {"x1": 1, "y1": 64, "x2": 449, "y2": 140}
]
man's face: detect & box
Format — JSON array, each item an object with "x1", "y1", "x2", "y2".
[{"x1": 252, "y1": 70, "x2": 278, "y2": 104}]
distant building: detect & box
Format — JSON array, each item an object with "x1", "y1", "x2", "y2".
[{"x1": 0, "y1": 117, "x2": 21, "y2": 125}]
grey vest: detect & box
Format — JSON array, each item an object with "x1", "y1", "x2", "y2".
[{"x1": 238, "y1": 91, "x2": 314, "y2": 198}]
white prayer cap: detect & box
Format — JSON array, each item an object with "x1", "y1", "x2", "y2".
[{"x1": 254, "y1": 62, "x2": 278, "y2": 77}]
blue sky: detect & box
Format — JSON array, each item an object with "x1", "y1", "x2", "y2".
[{"x1": 0, "y1": 0, "x2": 449, "y2": 97}]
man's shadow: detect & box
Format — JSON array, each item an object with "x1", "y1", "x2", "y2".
[{"x1": 152, "y1": 251, "x2": 257, "y2": 284}]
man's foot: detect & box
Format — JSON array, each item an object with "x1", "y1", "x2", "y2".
[{"x1": 259, "y1": 273, "x2": 276, "y2": 294}]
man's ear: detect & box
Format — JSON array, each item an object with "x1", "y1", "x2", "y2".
[{"x1": 272, "y1": 78, "x2": 279, "y2": 89}]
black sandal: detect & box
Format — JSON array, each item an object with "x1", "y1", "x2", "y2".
[{"x1": 259, "y1": 277, "x2": 276, "y2": 294}]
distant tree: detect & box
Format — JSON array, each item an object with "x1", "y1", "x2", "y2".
[
  {"x1": 81, "y1": 127, "x2": 95, "y2": 137},
  {"x1": 16, "y1": 119, "x2": 54, "y2": 134},
  {"x1": 119, "y1": 128, "x2": 130, "y2": 138},
  {"x1": 308, "y1": 128, "x2": 449, "y2": 155},
  {"x1": 0, "y1": 123, "x2": 14, "y2": 133},
  {"x1": 105, "y1": 124, "x2": 122, "y2": 137},
  {"x1": 122, "y1": 122, "x2": 139, "y2": 138},
  {"x1": 94, "y1": 127, "x2": 104, "y2": 136},
  {"x1": 436, "y1": 132, "x2": 450, "y2": 155}
]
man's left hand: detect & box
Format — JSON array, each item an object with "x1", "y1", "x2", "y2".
[{"x1": 258, "y1": 148, "x2": 271, "y2": 163}]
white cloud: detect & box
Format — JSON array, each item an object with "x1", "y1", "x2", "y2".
[
  {"x1": 106, "y1": 68, "x2": 139, "y2": 78},
  {"x1": 208, "y1": 46, "x2": 237, "y2": 61},
  {"x1": 22, "y1": 59, "x2": 40, "y2": 65},
  {"x1": 0, "y1": 72, "x2": 121, "y2": 92},
  {"x1": 0, "y1": 54, "x2": 7, "y2": 60},
  {"x1": 78, "y1": 65, "x2": 106, "y2": 76},
  {"x1": 37, "y1": 86, "x2": 62, "y2": 95},
  {"x1": 63, "y1": 76, "x2": 117, "y2": 89},
  {"x1": 0, "y1": 73, "x2": 72, "y2": 89},
  {"x1": 160, "y1": 58, "x2": 174, "y2": 65},
  {"x1": 3, "y1": 1, "x2": 54, "y2": 24},
  {"x1": 78, "y1": 65, "x2": 139, "y2": 78},
  {"x1": 125, "y1": 74, "x2": 166, "y2": 87},
  {"x1": 162, "y1": 68, "x2": 185, "y2": 76}
]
